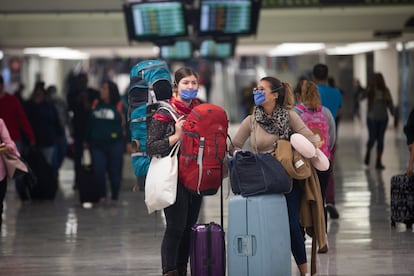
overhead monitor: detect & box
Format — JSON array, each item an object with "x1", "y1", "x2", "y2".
[
  {"x1": 160, "y1": 40, "x2": 193, "y2": 60},
  {"x1": 197, "y1": 0, "x2": 261, "y2": 37},
  {"x1": 123, "y1": 1, "x2": 188, "y2": 43},
  {"x1": 199, "y1": 39, "x2": 236, "y2": 59}
]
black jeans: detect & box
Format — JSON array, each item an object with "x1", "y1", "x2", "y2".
[
  {"x1": 161, "y1": 182, "x2": 203, "y2": 273},
  {"x1": 0, "y1": 177, "x2": 7, "y2": 226},
  {"x1": 366, "y1": 118, "x2": 388, "y2": 152}
]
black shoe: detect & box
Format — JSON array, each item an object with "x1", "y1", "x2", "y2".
[
  {"x1": 364, "y1": 152, "x2": 370, "y2": 166},
  {"x1": 375, "y1": 162, "x2": 385, "y2": 170},
  {"x1": 326, "y1": 204, "x2": 339, "y2": 219}
]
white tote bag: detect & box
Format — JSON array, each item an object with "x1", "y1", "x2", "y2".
[{"x1": 145, "y1": 142, "x2": 180, "y2": 214}]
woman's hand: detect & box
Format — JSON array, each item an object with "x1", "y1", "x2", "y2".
[
  {"x1": 0, "y1": 143, "x2": 10, "y2": 154},
  {"x1": 174, "y1": 116, "x2": 186, "y2": 136},
  {"x1": 169, "y1": 116, "x2": 186, "y2": 146}
]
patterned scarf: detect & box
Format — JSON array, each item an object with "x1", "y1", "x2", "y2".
[{"x1": 254, "y1": 105, "x2": 291, "y2": 139}]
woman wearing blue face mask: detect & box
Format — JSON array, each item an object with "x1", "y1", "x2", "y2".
[
  {"x1": 147, "y1": 67, "x2": 202, "y2": 276},
  {"x1": 229, "y1": 76, "x2": 321, "y2": 276}
]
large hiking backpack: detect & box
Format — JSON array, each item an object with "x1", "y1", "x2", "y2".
[
  {"x1": 296, "y1": 103, "x2": 330, "y2": 158},
  {"x1": 179, "y1": 103, "x2": 229, "y2": 195},
  {"x1": 128, "y1": 60, "x2": 173, "y2": 177}
]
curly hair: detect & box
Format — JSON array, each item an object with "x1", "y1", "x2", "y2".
[{"x1": 299, "y1": 80, "x2": 321, "y2": 109}]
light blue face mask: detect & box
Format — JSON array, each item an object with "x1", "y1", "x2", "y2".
[
  {"x1": 180, "y1": 89, "x2": 198, "y2": 102},
  {"x1": 253, "y1": 90, "x2": 266, "y2": 106}
]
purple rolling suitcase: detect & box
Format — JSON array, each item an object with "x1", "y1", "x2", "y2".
[{"x1": 190, "y1": 222, "x2": 226, "y2": 276}]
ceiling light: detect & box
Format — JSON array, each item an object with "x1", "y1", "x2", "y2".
[
  {"x1": 405, "y1": 41, "x2": 414, "y2": 50},
  {"x1": 23, "y1": 47, "x2": 89, "y2": 60},
  {"x1": 268, "y1": 43, "x2": 325, "y2": 57},
  {"x1": 326, "y1": 42, "x2": 389, "y2": 55}
]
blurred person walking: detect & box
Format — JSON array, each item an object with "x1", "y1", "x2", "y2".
[
  {"x1": 362, "y1": 72, "x2": 395, "y2": 170},
  {"x1": 313, "y1": 64, "x2": 343, "y2": 219},
  {"x1": 66, "y1": 73, "x2": 99, "y2": 190},
  {"x1": 0, "y1": 75, "x2": 36, "y2": 201},
  {"x1": 84, "y1": 80, "x2": 126, "y2": 206},
  {"x1": 46, "y1": 85, "x2": 70, "y2": 171},
  {"x1": 25, "y1": 82, "x2": 64, "y2": 167},
  {"x1": 0, "y1": 118, "x2": 21, "y2": 227}
]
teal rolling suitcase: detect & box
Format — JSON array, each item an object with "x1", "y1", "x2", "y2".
[{"x1": 227, "y1": 194, "x2": 291, "y2": 276}]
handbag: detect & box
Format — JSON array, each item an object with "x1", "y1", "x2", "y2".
[
  {"x1": 145, "y1": 142, "x2": 180, "y2": 214},
  {"x1": 1, "y1": 153, "x2": 29, "y2": 179},
  {"x1": 227, "y1": 150, "x2": 292, "y2": 197}
]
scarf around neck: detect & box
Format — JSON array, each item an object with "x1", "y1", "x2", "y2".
[
  {"x1": 254, "y1": 105, "x2": 291, "y2": 139},
  {"x1": 153, "y1": 96, "x2": 200, "y2": 122}
]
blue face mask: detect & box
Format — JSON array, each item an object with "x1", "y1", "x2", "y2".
[
  {"x1": 180, "y1": 89, "x2": 198, "y2": 102},
  {"x1": 253, "y1": 90, "x2": 266, "y2": 106}
]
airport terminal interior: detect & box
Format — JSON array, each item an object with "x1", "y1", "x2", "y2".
[
  {"x1": 1, "y1": 0, "x2": 414, "y2": 275},
  {"x1": 1, "y1": 121, "x2": 414, "y2": 276}
]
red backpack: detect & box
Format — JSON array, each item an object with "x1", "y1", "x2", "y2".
[{"x1": 179, "y1": 103, "x2": 228, "y2": 195}]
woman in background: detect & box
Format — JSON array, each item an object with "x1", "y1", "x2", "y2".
[
  {"x1": 363, "y1": 72, "x2": 394, "y2": 170},
  {"x1": 85, "y1": 80, "x2": 126, "y2": 206}
]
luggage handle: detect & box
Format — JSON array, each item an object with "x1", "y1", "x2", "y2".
[{"x1": 235, "y1": 235, "x2": 256, "y2": 256}]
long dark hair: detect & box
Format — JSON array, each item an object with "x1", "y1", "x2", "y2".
[
  {"x1": 260, "y1": 76, "x2": 295, "y2": 108},
  {"x1": 367, "y1": 72, "x2": 392, "y2": 109},
  {"x1": 103, "y1": 80, "x2": 121, "y2": 105}
]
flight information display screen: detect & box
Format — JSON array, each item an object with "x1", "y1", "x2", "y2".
[
  {"x1": 199, "y1": 39, "x2": 235, "y2": 59},
  {"x1": 125, "y1": 1, "x2": 187, "y2": 41},
  {"x1": 160, "y1": 40, "x2": 193, "y2": 60},
  {"x1": 198, "y1": 0, "x2": 252, "y2": 36}
]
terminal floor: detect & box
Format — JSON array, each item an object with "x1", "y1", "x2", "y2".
[{"x1": 1, "y1": 120, "x2": 414, "y2": 276}]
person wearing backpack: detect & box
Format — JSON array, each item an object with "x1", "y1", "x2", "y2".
[
  {"x1": 313, "y1": 64, "x2": 342, "y2": 220},
  {"x1": 294, "y1": 80, "x2": 336, "y2": 231},
  {"x1": 229, "y1": 76, "x2": 321, "y2": 276},
  {"x1": 146, "y1": 67, "x2": 201, "y2": 276}
]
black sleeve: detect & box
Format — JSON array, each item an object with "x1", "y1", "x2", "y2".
[
  {"x1": 146, "y1": 118, "x2": 173, "y2": 157},
  {"x1": 404, "y1": 108, "x2": 414, "y2": 145}
]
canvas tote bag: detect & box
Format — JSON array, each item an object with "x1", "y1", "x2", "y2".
[{"x1": 145, "y1": 141, "x2": 180, "y2": 214}]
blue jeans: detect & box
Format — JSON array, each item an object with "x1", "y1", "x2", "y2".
[
  {"x1": 52, "y1": 136, "x2": 67, "y2": 171},
  {"x1": 285, "y1": 180, "x2": 307, "y2": 265},
  {"x1": 161, "y1": 183, "x2": 203, "y2": 273},
  {"x1": 91, "y1": 140, "x2": 124, "y2": 200}
]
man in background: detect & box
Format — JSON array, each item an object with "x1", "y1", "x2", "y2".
[{"x1": 313, "y1": 64, "x2": 343, "y2": 220}]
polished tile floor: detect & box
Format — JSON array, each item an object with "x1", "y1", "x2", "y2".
[{"x1": 1, "y1": 120, "x2": 414, "y2": 276}]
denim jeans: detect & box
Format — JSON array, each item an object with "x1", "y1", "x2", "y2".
[
  {"x1": 161, "y1": 183, "x2": 203, "y2": 273},
  {"x1": 285, "y1": 180, "x2": 307, "y2": 265},
  {"x1": 52, "y1": 136, "x2": 67, "y2": 171},
  {"x1": 91, "y1": 140, "x2": 124, "y2": 200}
]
